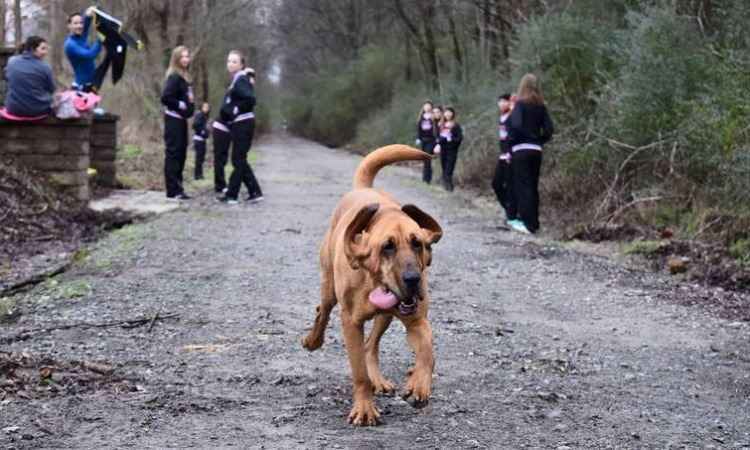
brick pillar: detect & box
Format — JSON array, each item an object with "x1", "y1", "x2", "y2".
[{"x1": 90, "y1": 113, "x2": 120, "y2": 187}]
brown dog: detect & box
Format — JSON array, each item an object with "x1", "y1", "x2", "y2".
[{"x1": 302, "y1": 144, "x2": 443, "y2": 426}]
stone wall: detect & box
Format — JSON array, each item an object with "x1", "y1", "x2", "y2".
[
  {"x1": 0, "y1": 117, "x2": 92, "y2": 201},
  {"x1": 0, "y1": 47, "x2": 120, "y2": 202}
]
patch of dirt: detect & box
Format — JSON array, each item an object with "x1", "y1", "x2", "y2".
[{"x1": 0, "y1": 161, "x2": 138, "y2": 295}]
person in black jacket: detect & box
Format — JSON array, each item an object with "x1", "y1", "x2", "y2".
[
  {"x1": 192, "y1": 102, "x2": 210, "y2": 180},
  {"x1": 492, "y1": 93, "x2": 517, "y2": 224},
  {"x1": 435, "y1": 107, "x2": 463, "y2": 192},
  {"x1": 160, "y1": 45, "x2": 195, "y2": 200},
  {"x1": 507, "y1": 74, "x2": 554, "y2": 234},
  {"x1": 217, "y1": 50, "x2": 263, "y2": 204},
  {"x1": 415, "y1": 100, "x2": 437, "y2": 184}
]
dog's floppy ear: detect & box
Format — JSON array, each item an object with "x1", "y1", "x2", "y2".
[
  {"x1": 402, "y1": 204, "x2": 442, "y2": 245},
  {"x1": 344, "y1": 203, "x2": 379, "y2": 270}
]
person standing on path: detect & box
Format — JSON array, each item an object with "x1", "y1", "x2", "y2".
[
  {"x1": 492, "y1": 93, "x2": 517, "y2": 224},
  {"x1": 160, "y1": 45, "x2": 195, "y2": 200},
  {"x1": 435, "y1": 106, "x2": 463, "y2": 192},
  {"x1": 192, "y1": 102, "x2": 211, "y2": 180},
  {"x1": 64, "y1": 7, "x2": 102, "y2": 92},
  {"x1": 415, "y1": 100, "x2": 438, "y2": 184},
  {"x1": 217, "y1": 50, "x2": 263, "y2": 205},
  {"x1": 507, "y1": 74, "x2": 554, "y2": 234}
]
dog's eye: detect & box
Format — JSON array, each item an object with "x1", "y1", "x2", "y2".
[
  {"x1": 382, "y1": 240, "x2": 396, "y2": 254},
  {"x1": 411, "y1": 238, "x2": 422, "y2": 251}
]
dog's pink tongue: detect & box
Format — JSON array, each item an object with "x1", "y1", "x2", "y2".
[{"x1": 368, "y1": 287, "x2": 398, "y2": 309}]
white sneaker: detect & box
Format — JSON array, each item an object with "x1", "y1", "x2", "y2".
[{"x1": 510, "y1": 220, "x2": 531, "y2": 235}]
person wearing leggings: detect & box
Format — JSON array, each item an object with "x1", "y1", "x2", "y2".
[
  {"x1": 217, "y1": 50, "x2": 263, "y2": 204},
  {"x1": 160, "y1": 45, "x2": 195, "y2": 200}
]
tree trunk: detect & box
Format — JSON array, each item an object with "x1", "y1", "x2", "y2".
[
  {"x1": 13, "y1": 0, "x2": 22, "y2": 49},
  {"x1": 0, "y1": 0, "x2": 6, "y2": 46},
  {"x1": 447, "y1": 10, "x2": 463, "y2": 81},
  {"x1": 49, "y1": 0, "x2": 64, "y2": 74}
]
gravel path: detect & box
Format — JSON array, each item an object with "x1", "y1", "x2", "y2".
[{"x1": 2, "y1": 136, "x2": 749, "y2": 449}]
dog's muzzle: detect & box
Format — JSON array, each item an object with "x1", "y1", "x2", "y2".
[{"x1": 399, "y1": 270, "x2": 421, "y2": 315}]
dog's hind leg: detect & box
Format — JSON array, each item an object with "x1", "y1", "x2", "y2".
[
  {"x1": 365, "y1": 314, "x2": 396, "y2": 394},
  {"x1": 302, "y1": 269, "x2": 337, "y2": 351}
]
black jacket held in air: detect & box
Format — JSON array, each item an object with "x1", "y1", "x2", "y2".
[
  {"x1": 161, "y1": 73, "x2": 194, "y2": 120},
  {"x1": 220, "y1": 73, "x2": 256, "y2": 124},
  {"x1": 507, "y1": 101, "x2": 554, "y2": 150}
]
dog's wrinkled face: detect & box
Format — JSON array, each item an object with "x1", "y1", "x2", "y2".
[{"x1": 345, "y1": 204, "x2": 442, "y2": 315}]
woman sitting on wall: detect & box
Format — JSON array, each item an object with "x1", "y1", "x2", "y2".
[{"x1": 3, "y1": 36, "x2": 55, "y2": 119}]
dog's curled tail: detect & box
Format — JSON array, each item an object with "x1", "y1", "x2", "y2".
[{"x1": 353, "y1": 144, "x2": 431, "y2": 190}]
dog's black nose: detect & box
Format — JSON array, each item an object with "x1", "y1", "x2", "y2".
[{"x1": 402, "y1": 270, "x2": 421, "y2": 289}]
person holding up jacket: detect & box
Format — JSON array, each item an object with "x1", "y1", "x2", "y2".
[
  {"x1": 64, "y1": 7, "x2": 102, "y2": 92},
  {"x1": 216, "y1": 50, "x2": 263, "y2": 205},
  {"x1": 160, "y1": 45, "x2": 195, "y2": 200},
  {"x1": 507, "y1": 74, "x2": 554, "y2": 234}
]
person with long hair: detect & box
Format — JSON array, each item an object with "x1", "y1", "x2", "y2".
[
  {"x1": 492, "y1": 93, "x2": 516, "y2": 224},
  {"x1": 435, "y1": 106, "x2": 463, "y2": 192},
  {"x1": 507, "y1": 74, "x2": 554, "y2": 234},
  {"x1": 415, "y1": 100, "x2": 437, "y2": 184},
  {"x1": 216, "y1": 50, "x2": 263, "y2": 204},
  {"x1": 160, "y1": 45, "x2": 195, "y2": 200},
  {"x1": 3, "y1": 36, "x2": 55, "y2": 118}
]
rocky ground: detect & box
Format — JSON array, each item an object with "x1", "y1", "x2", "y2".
[{"x1": 1, "y1": 136, "x2": 749, "y2": 449}]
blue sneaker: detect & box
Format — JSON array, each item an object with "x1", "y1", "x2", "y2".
[{"x1": 510, "y1": 220, "x2": 531, "y2": 235}]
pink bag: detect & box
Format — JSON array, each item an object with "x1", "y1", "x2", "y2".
[{"x1": 73, "y1": 91, "x2": 101, "y2": 112}]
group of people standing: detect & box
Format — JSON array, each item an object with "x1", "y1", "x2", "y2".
[
  {"x1": 415, "y1": 73, "x2": 553, "y2": 235},
  {"x1": 415, "y1": 102, "x2": 463, "y2": 192},
  {"x1": 492, "y1": 73, "x2": 554, "y2": 234},
  {"x1": 160, "y1": 47, "x2": 263, "y2": 204}
]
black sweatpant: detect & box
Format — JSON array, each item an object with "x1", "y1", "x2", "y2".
[
  {"x1": 420, "y1": 140, "x2": 435, "y2": 183},
  {"x1": 227, "y1": 119, "x2": 262, "y2": 199},
  {"x1": 441, "y1": 145, "x2": 459, "y2": 190},
  {"x1": 164, "y1": 115, "x2": 188, "y2": 198},
  {"x1": 194, "y1": 139, "x2": 206, "y2": 179},
  {"x1": 213, "y1": 127, "x2": 230, "y2": 192},
  {"x1": 511, "y1": 149, "x2": 542, "y2": 233},
  {"x1": 492, "y1": 157, "x2": 516, "y2": 220}
]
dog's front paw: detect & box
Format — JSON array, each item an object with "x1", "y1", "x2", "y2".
[
  {"x1": 370, "y1": 375, "x2": 396, "y2": 395},
  {"x1": 401, "y1": 369, "x2": 431, "y2": 409},
  {"x1": 301, "y1": 333, "x2": 323, "y2": 351},
  {"x1": 348, "y1": 399, "x2": 381, "y2": 426}
]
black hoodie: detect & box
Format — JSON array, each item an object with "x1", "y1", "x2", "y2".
[
  {"x1": 161, "y1": 73, "x2": 194, "y2": 120},
  {"x1": 220, "y1": 72, "x2": 256, "y2": 124},
  {"x1": 507, "y1": 100, "x2": 554, "y2": 151}
]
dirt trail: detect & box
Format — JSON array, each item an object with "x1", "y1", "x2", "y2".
[{"x1": 2, "y1": 135, "x2": 749, "y2": 449}]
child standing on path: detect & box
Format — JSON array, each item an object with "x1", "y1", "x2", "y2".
[
  {"x1": 192, "y1": 102, "x2": 211, "y2": 180},
  {"x1": 160, "y1": 46, "x2": 195, "y2": 200},
  {"x1": 216, "y1": 50, "x2": 263, "y2": 205},
  {"x1": 435, "y1": 107, "x2": 463, "y2": 192},
  {"x1": 507, "y1": 74, "x2": 554, "y2": 234},
  {"x1": 415, "y1": 101, "x2": 438, "y2": 184},
  {"x1": 492, "y1": 93, "x2": 516, "y2": 224}
]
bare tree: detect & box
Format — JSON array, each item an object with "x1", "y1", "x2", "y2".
[{"x1": 13, "y1": 0, "x2": 21, "y2": 49}]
